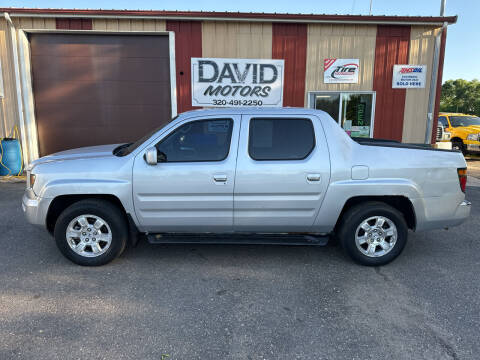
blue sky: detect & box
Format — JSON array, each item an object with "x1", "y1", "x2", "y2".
[{"x1": 1, "y1": 0, "x2": 478, "y2": 82}]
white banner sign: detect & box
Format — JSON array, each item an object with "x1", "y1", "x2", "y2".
[
  {"x1": 324, "y1": 58, "x2": 359, "y2": 84},
  {"x1": 191, "y1": 58, "x2": 284, "y2": 107},
  {"x1": 392, "y1": 65, "x2": 427, "y2": 88}
]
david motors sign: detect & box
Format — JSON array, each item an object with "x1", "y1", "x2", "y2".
[
  {"x1": 324, "y1": 59, "x2": 359, "y2": 84},
  {"x1": 392, "y1": 65, "x2": 427, "y2": 88},
  {"x1": 191, "y1": 58, "x2": 284, "y2": 107}
]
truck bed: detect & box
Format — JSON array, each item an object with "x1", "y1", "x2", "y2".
[{"x1": 351, "y1": 137, "x2": 457, "y2": 152}]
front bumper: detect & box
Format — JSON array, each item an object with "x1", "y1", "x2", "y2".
[{"x1": 22, "y1": 190, "x2": 51, "y2": 227}]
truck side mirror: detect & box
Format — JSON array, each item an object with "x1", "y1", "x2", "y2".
[{"x1": 144, "y1": 147, "x2": 158, "y2": 165}]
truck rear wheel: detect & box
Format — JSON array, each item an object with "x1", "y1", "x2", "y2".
[
  {"x1": 337, "y1": 202, "x2": 408, "y2": 266},
  {"x1": 54, "y1": 199, "x2": 128, "y2": 266}
]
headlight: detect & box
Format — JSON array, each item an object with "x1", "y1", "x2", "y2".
[
  {"x1": 29, "y1": 173, "x2": 36, "y2": 189},
  {"x1": 467, "y1": 134, "x2": 480, "y2": 141}
]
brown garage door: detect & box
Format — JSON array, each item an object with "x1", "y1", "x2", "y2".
[{"x1": 29, "y1": 33, "x2": 172, "y2": 156}]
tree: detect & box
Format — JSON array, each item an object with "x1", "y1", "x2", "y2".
[{"x1": 440, "y1": 79, "x2": 480, "y2": 115}]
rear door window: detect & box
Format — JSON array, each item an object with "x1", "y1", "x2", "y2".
[{"x1": 248, "y1": 118, "x2": 315, "y2": 160}]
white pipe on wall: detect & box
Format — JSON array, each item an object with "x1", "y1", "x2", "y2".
[{"x1": 3, "y1": 12, "x2": 29, "y2": 163}]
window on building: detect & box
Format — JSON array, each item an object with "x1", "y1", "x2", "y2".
[
  {"x1": 156, "y1": 119, "x2": 233, "y2": 162},
  {"x1": 248, "y1": 118, "x2": 315, "y2": 160},
  {"x1": 309, "y1": 92, "x2": 375, "y2": 138}
]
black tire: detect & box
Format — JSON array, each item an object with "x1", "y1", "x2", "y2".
[
  {"x1": 337, "y1": 201, "x2": 408, "y2": 266},
  {"x1": 451, "y1": 140, "x2": 465, "y2": 155},
  {"x1": 54, "y1": 199, "x2": 128, "y2": 266}
]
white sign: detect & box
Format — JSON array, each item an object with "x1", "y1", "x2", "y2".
[
  {"x1": 392, "y1": 65, "x2": 427, "y2": 88},
  {"x1": 191, "y1": 58, "x2": 284, "y2": 107},
  {"x1": 324, "y1": 58, "x2": 359, "y2": 84}
]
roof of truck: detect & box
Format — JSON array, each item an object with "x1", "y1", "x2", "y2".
[{"x1": 179, "y1": 107, "x2": 325, "y2": 117}]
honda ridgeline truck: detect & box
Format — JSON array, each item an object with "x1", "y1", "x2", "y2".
[{"x1": 23, "y1": 108, "x2": 471, "y2": 266}]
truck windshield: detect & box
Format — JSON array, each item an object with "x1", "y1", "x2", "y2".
[
  {"x1": 449, "y1": 116, "x2": 480, "y2": 127},
  {"x1": 114, "y1": 116, "x2": 178, "y2": 157}
]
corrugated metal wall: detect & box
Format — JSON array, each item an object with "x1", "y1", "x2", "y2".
[
  {"x1": 202, "y1": 21, "x2": 272, "y2": 58},
  {"x1": 0, "y1": 18, "x2": 18, "y2": 139},
  {"x1": 304, "y1": 24, "x2": 376, "y2": 103},
  {"x1": 92, "y1": 18, "x2": 166, "y2": 31},
  {"x1": 373, "y1": 25, "x2": 410, "y2": 141},
  {"x1": 402, "y1": 26, "x2": 439, "y2": 143},
  {"x1": 11, "y1": 17, "x2": 56, "y2": 29},
  {"x1": 57, "y1": 18, "x2": 92, "y2": 30},
  {"x1": 166, "y1": 21, "x2": 202, "y2": 114},
  {"x1": 272, "y1": 23, "x2": 307, "y2": 107}
]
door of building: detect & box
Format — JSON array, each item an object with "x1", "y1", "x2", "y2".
[{"x1": 29, "y1": 33, "x2": 172, "y2": 156}]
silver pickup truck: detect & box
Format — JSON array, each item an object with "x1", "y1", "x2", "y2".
[{"x1": 23, "y1": 108, "x2": 471, "y2": 266}]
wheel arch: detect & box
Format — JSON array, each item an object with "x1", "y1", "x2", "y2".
[
  {"x1": 335, "y1": 195, "x2": 416, "y2": 231},
  {"x1": 46, "y1": 194, "x2": 137, "y2": 235}
]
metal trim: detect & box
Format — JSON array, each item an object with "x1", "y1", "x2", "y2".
[
  {"x1": 17, "y1": 30, "x2": 39, "y2": 161},
  {"x1": 0, "y1": 57, "x2": 4, "y2": 98},
  {"x1": 8, "y1": 14, "x2": 452, "y2": 26},
  {"x1": 22, "y1": 29, "x2": 173, "y2": 35},
  {"x1": 3, "y1": 9, "x2": 457, "y2": 25},
  {"x1": 168, "y1": 32, "x2": 177, "y2": 118},
  {"x1": 425, "y1": 22, "x2": 448, "y2": 144}
]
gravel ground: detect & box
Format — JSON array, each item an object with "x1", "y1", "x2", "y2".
[{"x1": 0, "y1": 183, "x2": 479, "y2": 360}]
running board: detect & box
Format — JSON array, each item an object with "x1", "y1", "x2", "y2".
[{"x1": 146, "y1": 233, "x2": 329, "y2": 246}]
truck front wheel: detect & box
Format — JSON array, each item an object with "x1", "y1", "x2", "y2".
[
  {"x1": 54, "y1": 199, "x2": 128, "y2": 266},
  {"x1": 337, "y1": 202, "x2": 408, "y2": 266},
  {"x1": 451, "y1": 140, "x2": 465, "y2": 154}
]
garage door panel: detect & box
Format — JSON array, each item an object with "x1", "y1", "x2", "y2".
[
  {"x1": 31, "y1": 56, "x2": 171, "y2": 82},
  {"x1": 30, "y1": 33, "x2": 172, "y2": 156},
  {"x1": 36, "y1": 104, "x2": 171, "y2": 155},
  {"x1": 30, "y1": 34, "x2": 171, "y2": 58},
  {"x1": 33, "y1": 78, "x2": 171, "y2": 106},
  {"x1": 35, "y1": 103, "x2": 171, "y2": 129}
]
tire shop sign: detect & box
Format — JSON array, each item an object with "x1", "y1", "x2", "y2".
[
  {"x1": 392, "y1": 65, "x2": 427, "y2": 88},
  {"x1": 191, "y1": 58, "x2": 284, "y2": 107},
  {"x1": 324, "y1": 58, "x2": 359, "y2": 84}
]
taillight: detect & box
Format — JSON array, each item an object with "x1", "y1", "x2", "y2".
[{"x1": 458, "y1": 168, "x2": 467, "y2": 193}]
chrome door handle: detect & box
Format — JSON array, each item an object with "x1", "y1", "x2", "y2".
[
  {"x1": 307, "y1": 174, "x2": 321, "y2": 182},
  {"x1": 213, "y1": 174, "x2": 227, "y2": 183}
]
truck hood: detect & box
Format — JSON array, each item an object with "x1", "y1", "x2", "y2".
[
  {"x1": 27, "y1": 144, "x2": 121, "y2": 170},
  {"x1": 455, "y1": 126, "x2": 480, "y2": 134}
]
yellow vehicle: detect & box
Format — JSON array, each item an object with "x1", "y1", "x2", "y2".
[{"x1": 438, "y1": 113, "x2": 480, "y2": 154}]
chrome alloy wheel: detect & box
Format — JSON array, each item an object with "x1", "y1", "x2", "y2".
[
  {"x1": 355, "y1": 216, "x2": 398, "y2": 258},
  {"x1": 66, "y1": 215, "x2": 112, "y2": 257}
]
